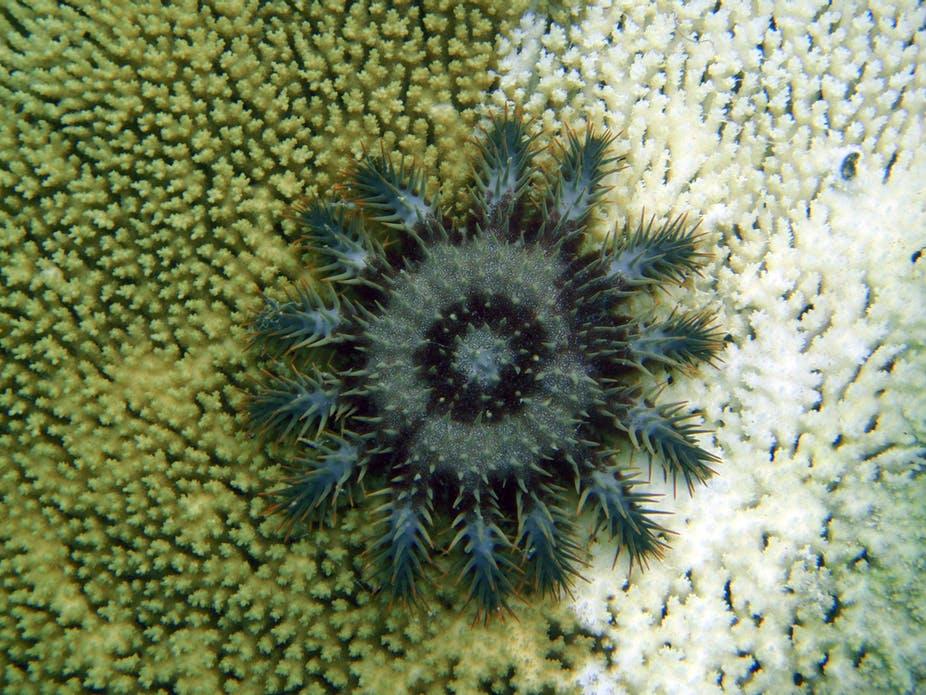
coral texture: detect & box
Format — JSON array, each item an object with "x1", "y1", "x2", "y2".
[
  {"x1": 249, "y1": 114, "x2": 721, "y2": 618},
  {"x1": 1, "y1": 0, "x2": 924, "y2": 694},
  {"x1": 0, "y1": 2, "x2": 599, "y2": 693},
  {"x1": 492, "y1": 1, "x2": 926, "y2": 693}
]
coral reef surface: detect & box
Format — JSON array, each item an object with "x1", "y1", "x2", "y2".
[
  {"x1": 492, "y1": 1, "x2": 926, "y2": 692},
  {"x1": 1, "y1": 0, "x2": 924, "y2": 693}
]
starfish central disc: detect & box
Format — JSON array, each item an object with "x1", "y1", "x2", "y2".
[
  {"x1": 453, "y1": 326, "x2": 513, "y2": 388},
  {"x1": 365, "y1": 233, "x2": 597, "y2": 482}
]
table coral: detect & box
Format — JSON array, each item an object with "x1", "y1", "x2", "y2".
[
  {"x1": 1, "y1": 0, "x2": 924, "y2": 694},
  {"x1": 492, "y1": 1, "x2": 926, "y2": 693}
]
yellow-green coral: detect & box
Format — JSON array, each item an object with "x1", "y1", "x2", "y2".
[{"x1": 0, "y1": 1, "x2": 594, "y2": 692}]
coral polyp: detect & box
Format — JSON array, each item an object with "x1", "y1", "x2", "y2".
[{"x1": 248, "y1": 113, "x2": 722, "y2": 619}]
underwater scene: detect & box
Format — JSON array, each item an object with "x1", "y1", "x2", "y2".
[{"x1": 1, "y1": 1, "x2": 923, "y2": 693}]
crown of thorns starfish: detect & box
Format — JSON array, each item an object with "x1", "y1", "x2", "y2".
[{"x1": 248, "y1": 112, "x2": 722, "y2": 619}]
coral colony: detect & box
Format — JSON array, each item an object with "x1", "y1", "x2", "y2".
[{"x1": 248, "y1": 113, "x2": 722, "y2": 619}]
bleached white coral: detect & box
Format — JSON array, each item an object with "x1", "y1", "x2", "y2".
[{"x1": 495, "y1": 1, "x2": 925, "y2": 692}]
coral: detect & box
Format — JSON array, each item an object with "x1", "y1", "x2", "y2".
[
  {"x1": 250, "y1": 114, "x2": 721, "y2": 616},
  {"x1": 0, "y1": 1, "x2": 600, "y2": 693},
  {"x1": 493, "y1": 1, "x2": 926, "y2": 693},
  {"x1": 1, "y1": 0, "x2": 923, "y2": 692}
]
